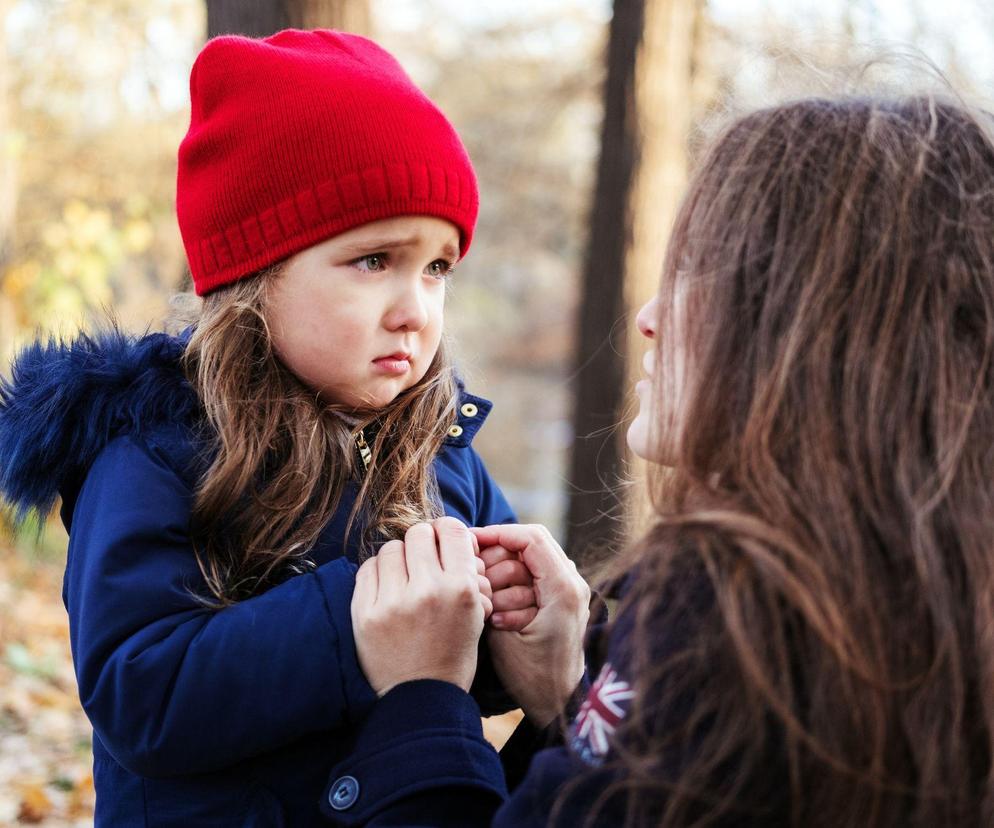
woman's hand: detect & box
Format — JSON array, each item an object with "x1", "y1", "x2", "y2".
[
  {"x1": 351, "y1": 517, "x2": 487, "y2": 696},
  {"x1": 472, "y1": 524, "x2": 590, "y2": 728}
]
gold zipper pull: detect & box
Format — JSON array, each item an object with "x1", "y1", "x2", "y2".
[{"x1": 355, "y1": 428, "x2": 372, "y2": 471}]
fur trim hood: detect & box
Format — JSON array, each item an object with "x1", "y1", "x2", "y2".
[{"x1": 0, "y1": 330, "x2": 199, "y2": 517}]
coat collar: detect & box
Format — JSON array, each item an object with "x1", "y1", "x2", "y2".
[{"x1": 446, "y1": 383, "x2": 493, "y2": 448}]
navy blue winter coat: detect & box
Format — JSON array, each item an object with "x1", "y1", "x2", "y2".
[{"x1": 0, "y1": 329, "x2": 517, "y2": 827}]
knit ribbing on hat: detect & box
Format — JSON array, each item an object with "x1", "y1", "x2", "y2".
[{"x1": 176, "y1": 29, "x2": 479, "y2": 296}]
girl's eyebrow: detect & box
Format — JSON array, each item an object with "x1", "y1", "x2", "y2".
[{"x1": 341, "y1": 236, "x2": 460, "y2": 260}]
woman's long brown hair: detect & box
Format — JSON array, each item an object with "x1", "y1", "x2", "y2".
[
  {"x1": 171, "y1": 266, "x2": 457, "y2": 605},
  {"x1": 580, "y1": 94, "x2": 994, "y2": 825}
]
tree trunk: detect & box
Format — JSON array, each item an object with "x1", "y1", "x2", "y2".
[
  {"x1": 622, "y1": 0, "x2": 708, "y2": 539},
  {"x1": 286, "y1": 0, "x2": 371, "y2": 33},
  {"x1": 206, "y1": 0, "x2": 288, "y2": 38},
  {"x1": 565, "y1": 0, "x2": 644, "y2": 566},
  {"x1": 206, "y1": 0, "x2": 370, "y2": 39},
  {"x1": 566, "y1": 0, "x2": 706, "y2": 564}
]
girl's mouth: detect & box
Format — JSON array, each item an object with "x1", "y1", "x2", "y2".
[{"x1": 372, "y1": 353, "x2": 412, "y2": 376}]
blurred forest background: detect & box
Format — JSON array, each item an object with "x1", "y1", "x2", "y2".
[{"x1": 2, "y1": 0, "x2": 993, "y2": 822}]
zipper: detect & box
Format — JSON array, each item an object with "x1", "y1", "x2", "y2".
[{"x1": 355, "y1": 427, "x2": 372, "y2": 471}]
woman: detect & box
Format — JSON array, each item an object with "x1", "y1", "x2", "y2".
[{"x1": 326, "y1": 92, "x2": 994, "y2": 826}]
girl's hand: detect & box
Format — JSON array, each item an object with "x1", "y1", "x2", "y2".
[
  {"x1": 480, "y1": 544, "x2": 538, "y2": 631},
  {"x1": 351, "y1": 517, "x2": 487, "y2": 697},
  {"x1": 471, "y1": 524, "x2": 590, "y2": 727},
  {"x1": 474, "y1": 549, "x2": 495, "y2": 622}
]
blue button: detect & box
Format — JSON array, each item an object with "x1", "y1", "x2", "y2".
[{"x1": 328, "y1": 775, "x2": 360, "y2": 811}]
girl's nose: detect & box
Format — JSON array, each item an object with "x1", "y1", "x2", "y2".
[
  {"x1": 385, "y1": 281, "x2": 430, "y2": 332},
  {"x1": 636, "y1": 294, "x2": 660, "y2": 339}
]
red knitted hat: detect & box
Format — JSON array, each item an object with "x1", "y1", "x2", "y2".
[{"x1": 177, "y1": 29, "x2": 479, "y2": 296}]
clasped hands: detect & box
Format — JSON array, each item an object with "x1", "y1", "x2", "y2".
[{"x1": 351, "y1": 517, "x2": 590, "y2": 727}]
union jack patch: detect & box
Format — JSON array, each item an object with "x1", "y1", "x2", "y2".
[{"x1": 569, "y1": 662, "x2": 634, "y2": 765}]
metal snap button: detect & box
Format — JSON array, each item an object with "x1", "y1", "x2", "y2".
[
  {"x1": 460, "y1": 402, "x2": 479, "y2": 417},
  {"x1": 328, "y1": 775, "x2": 360, "y2": 811},
  {"x1": 447, "y1": 424, "x2": 464, "y2": 438}
]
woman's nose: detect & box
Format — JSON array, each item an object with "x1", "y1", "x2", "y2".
[{"x1": 636, "y1": 294, "x2": 660, "y2": 339}]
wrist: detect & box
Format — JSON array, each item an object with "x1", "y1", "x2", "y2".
[
  {"x1": 521, "y1": 688, "x2": 575, "y2": 730},
  {"x1": 522, "y1": 658, "x2": 587, "y2": 727}
]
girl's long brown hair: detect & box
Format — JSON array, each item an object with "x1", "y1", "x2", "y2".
[
  {"x1": 582, "y1": 94, "x2": 994, "y2": 825},
  {"x1": 172, "y1": 266, "x2": 458, "y2": 605}
]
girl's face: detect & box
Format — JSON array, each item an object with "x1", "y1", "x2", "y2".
[
  {"x1": 266, "y1": 215, "x2": 459, "y2": 410},
  {"x1": 627, "y1": 282, "x2": 690, "y2": 465}
]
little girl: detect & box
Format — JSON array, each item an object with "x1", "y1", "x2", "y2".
[{"x1": 0, "y1": 30, "x2": 533, "y2": 826}]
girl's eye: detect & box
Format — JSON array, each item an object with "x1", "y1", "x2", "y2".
[
  {"x1": 353, "y1": 253, "x2": 387, "y2": 272},
  {"x1": 426, "y1": 259, "x2": 455, "y2": 280}
]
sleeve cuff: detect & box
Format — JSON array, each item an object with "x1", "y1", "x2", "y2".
[{"x1": 320, "y1": 680, "x2": 507, "y2": 823}]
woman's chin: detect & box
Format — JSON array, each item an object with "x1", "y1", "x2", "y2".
[
  {"x1": 626, "y1": 417, "x2": 653, "y2": 461},
  {"x1": 627, "y1": 417, "x2": 673, "y2": 466}
]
